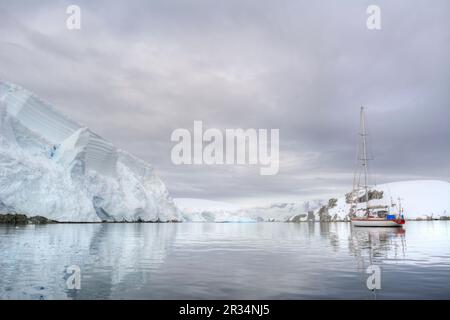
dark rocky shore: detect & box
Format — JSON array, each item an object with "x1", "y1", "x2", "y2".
[
  {"x1": 0, "y1": 214, "x2": 56, "y2": 224},
  {"x1": 0, "y1": 213, "x2": 182, "y2": 224}
]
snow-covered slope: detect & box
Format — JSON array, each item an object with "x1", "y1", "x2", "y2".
[
  {"x1": 176, "y1": 181, "x2": 449, "y2": 222},
  {"x1": 174, "y1": 198, "x2": 323, "y2": 222},
  {"x1": 322, "y1": 180, "x2": 450, "y2": 221},
  {"x1": 174, "y1": 198, "x2": 249, "y2": 222},
  {"x1": 0, "y1": 81, "x2": 180, "y2": 222},
  {"x1": 241, "y1": 200, "x2": 324, "y2": 222}
]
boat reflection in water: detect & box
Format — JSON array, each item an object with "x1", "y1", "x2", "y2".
[{"x1": 349, "y1": 226, "x2": 407, "y2": 298}]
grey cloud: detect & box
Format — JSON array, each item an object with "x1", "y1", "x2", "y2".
[{"x1": 0, "y1": 0, "x2": 448, "y2": 204}]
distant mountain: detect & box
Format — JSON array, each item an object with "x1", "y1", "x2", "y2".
[
  {"x1": 0, "y1": 81, "x2": 180, "y2": 222},
  {"x1": 174, "y1": 198, "x2": 324, "y2": 222},
  {"x1": 176, "y1": 180, "x2": 449, "y2": 222},
  {"x1": 174, "y1": 198, "x2": 247, "y2": 222}
]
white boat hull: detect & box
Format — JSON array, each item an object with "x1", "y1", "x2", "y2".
[{"x1": 351, "y1": 218, "x2": 404, "y2": 227}]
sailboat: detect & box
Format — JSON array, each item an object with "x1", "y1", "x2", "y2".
[{"x1": 350, "y1": 107, "x2": 405, "y2": 227}]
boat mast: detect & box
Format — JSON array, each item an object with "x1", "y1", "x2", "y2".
[
  {"x1": 397, "y1": 197, "x2": 403, "y2": 217},
  {"x1": 360, "y1": 106, "x2": 370, "y2": 215}
]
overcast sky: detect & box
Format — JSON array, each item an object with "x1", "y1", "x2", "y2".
[{"x1": 0, "y1": 0, "x2": 449, "y2": 205}]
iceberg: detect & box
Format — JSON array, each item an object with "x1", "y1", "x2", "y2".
[{"x1": 0, "y1": 81, "x2": 181, "y2": 222}]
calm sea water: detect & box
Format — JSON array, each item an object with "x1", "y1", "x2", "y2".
[{"x1": 0, "y1": 221, "x2": 449, "y2": 299}]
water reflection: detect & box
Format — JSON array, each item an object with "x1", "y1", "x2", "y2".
[
  {"x1": 0, "y1": 222, "x2": 449, "y2": 299},
  {"x1": 0, "y1": 223, "x2": 178, "y2": 299},
  {"x1": 349, "y1": 227, "x2": 407, "y2": 271}
]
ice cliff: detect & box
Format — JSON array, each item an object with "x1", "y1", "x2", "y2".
[{"x1": 0, "y1": 81, "x2": 180, "y2": 222}]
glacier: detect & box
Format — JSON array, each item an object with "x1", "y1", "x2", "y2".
[{"x1": 0, "y1": 81, "x2": 181, "y2": 222}]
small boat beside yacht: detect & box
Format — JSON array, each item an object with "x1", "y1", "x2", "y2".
[{"x1": 350, "y1": 107, "x2": 405, "y2": 228}]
